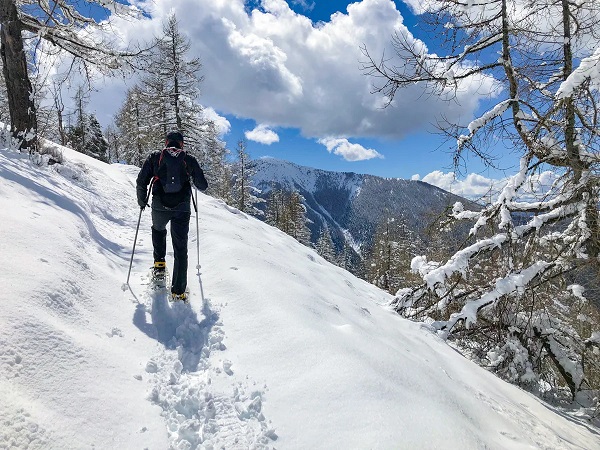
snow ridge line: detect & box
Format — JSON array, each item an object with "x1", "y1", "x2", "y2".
[{"x1": 141, "y1": 288, "x2": 277, "y2": 449}]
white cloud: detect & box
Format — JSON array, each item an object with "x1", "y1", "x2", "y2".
[
  {"x1": 203, "y1": 107, "x2": 231, "y2": 136},
  {"x1": 420, "y1": 170, "x2": 559, "y2": 201},
  {"x1": 87, "y1": 0, "x2": 492, "y2": 143},
  {"x1": 421, "y1": 170, "x2": 501, "y2": 199},
  {"x1": 411, "y1": 174, "x2": 421, "y2": 181},
  {"x1": 318, "y1": 137, "x2": 383, "y2": 162},
  {"x1": 245, "y1": 124, "x2": 279, "y2": 145},
  {"x1": 291, "y1": 0, "x2": 315, "y2": 12}
]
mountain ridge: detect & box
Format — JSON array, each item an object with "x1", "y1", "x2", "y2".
[{"x1": 251, "y1": 157, "x2": 476, "y2": 255}]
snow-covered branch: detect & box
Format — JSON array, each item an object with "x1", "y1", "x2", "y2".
[
  {"x1": 457, "y1": 99, "x2": 513, "y2": 150},
  {"x1": 433, "y1": 260, "x2": 554, "y2": 333},
  {"x1": 556, "y1": 46, "x2": 600, "y2": 99}
]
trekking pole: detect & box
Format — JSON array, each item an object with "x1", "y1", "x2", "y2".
[
  {"x1": 123, "y1": 181, "x2": 154, "y2": 291},
  {"x1": 191, "y1": 188, "x2": 206, "y2": 306},
  {"x1": 191, "y1": 188, "x2": 201, "y2": 273}
]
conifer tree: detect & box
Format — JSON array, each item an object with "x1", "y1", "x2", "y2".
[
  {"x1": 266, "y1": 188, "x2": 286, "y2": 228},
  {"x1": 368, "y1": 217, "x2": 419, "y2": 294},
  {"x1": 203, "y1": 121, "x2": 231, "y2": 201},
  {"x1": 115, "y1": 85, "x2": 156, "y2": 166},
  {"x1": 142, "y1": 13, "x2": 205, "y2": 156},
  {"x1": 284, "y1": 191, "x2": 311, "y2": 245},
  {"x1": 316, "y1": 226, "x2": 337, "y2": 262},
  {"x1": 104, "y1": 124, "x2": 121, "y2": 163},
  {"x1": 232, "y1": 139, "x2": 263, "y2": 216},
  {"x1": 66, "y1": 112, "x2": 108, "y2": 163},
  {"x1": 84, "y1": 115, "x2": 108, "y2": 162}
]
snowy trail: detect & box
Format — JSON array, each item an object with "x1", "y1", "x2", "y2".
[{"x1": 125, "y1": 268, "x2": 276, "y2": 449}]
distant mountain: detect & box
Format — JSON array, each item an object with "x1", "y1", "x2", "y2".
[{"x1": 251, "y1": 158, "x2": 477, "y2": 255}]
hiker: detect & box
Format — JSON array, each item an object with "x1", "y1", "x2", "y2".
[{"x1": 136, "y1": 130, "x2": 208, "y2": 302}]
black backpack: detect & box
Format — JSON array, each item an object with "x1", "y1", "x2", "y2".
[{"x1": 155, "y1": 148, "x2": 189, "y2": 193}]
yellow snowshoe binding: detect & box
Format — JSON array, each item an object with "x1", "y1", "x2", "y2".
[
  {"x1": 170, "y1": 292, "x2": 189, "y2": 303},
  {"x1": 152, "y1": 261, "x2": 166, "y2": 281}
]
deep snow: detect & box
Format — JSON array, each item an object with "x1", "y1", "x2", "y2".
[{"x1": 1, "y1": 143, "x2": 599, "y2": 449}]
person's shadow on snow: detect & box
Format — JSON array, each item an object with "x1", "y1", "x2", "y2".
[{"x1": 133, "y1": 292, "x2": 219, "y2": 372}]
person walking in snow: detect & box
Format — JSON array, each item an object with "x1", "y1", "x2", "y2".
[{"x1": 136, "y1": 130, "x2": 208, "y2": 302}]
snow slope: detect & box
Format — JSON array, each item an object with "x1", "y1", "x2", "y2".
[{"x1": 1, "y1": 144, "x2": 599, "y2": 449}]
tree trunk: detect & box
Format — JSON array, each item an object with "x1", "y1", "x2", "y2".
[{"x1": 0, "y1": 0, "x2": 37, "y2": 151}]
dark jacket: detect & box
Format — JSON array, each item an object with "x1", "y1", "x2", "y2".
[{"x1": 136, "y1": 149, "x2": 208, "y2": 210}]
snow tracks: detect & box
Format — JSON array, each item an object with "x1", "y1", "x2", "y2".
[{"x1": 133, "y1": 280, "x2": 276, "y2": 449}]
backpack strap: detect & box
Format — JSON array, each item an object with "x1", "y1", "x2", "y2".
[{"x1": 152, "y1": 149, "x2": 166, "y2": 184}]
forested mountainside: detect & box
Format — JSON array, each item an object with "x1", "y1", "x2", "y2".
[{"x1": 252, "y1": 157, "x2": 476, "y2": 255}]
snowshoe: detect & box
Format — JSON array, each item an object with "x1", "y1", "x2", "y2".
[{"x1": 151, "y1": 261, "x2": 168, "y2": 289}]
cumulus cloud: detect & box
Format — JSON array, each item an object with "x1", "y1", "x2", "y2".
[
  {"x1": 291, "y1": 0, "x2": 315, "y2": 12},
  {"x1": 419, "y1": 170, "x2": 559, "y2": 201},
  {"x1": 318, "y1": 137, "x2": 383, "y2": 162},
  {"x1": 95, "y1": 0, "x2": 492, "y2": 142},
  {"x1": 421, "y1": 171, "x2": 501, "y2": 199},
  {"x1": 203, "y1": 107, "x2": 231, "y2": 136},
  {"x1": 246, "y1": 124, "x2": 279, "y2": 144}
]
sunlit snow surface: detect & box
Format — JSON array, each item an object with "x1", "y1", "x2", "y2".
[{"x1": 1, "y1": 144, "x2": 599, "y2": 449}]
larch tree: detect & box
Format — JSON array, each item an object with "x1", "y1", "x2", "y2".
[
  {"x1": 368, "y1": 216, "x2": 419, "y2": 295},
  {"x1": 285, "y1": 191, "x2": 311, "y2": 246},
  {"x1": 0, "y1": 0, "x2": 145, "y2": 151},
  {"x1": 115, "y1": 85, "x2": 157, "y2": 166},
  {"x1": 232, "y1": 139, "x2": 263, "y2": 216},
  {"x1": 141, "y1": 13, "x2": 204, "y2": 155},
  {"x1": 316, "y1": 225, "x2": 337, "y2": 263},
  {"x1": 203, "y1": 120, "x2": 231, "y2": 201},
  {"x1": 364, "y1": 0, "x2": 600, "y2": 402}
]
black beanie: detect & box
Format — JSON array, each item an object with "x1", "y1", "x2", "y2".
[{"x1": 166, "y1": 130, "x2": 184, "y2": 143}]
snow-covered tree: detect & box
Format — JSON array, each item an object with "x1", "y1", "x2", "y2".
[
  {"x1": 104, "y1": 124, "x2": 121, "y2": 163},
  {"x1": 265, "y1": 188, "x2": 311, "y2": 246},
  {"x1": 266, "y1": 188, "x2": 286, "y2": 228},
  {"x1": 203, "y1": 120, "x2": 231, "y2": 201},
  {"x1": 0, "y1": 56, "x2": 10, "y2": 125},
  {"x1": 338, "y1": 240, "x2": 356, "y2": 273},
  {"x1": 141, "y1": 13, "x2": 205, "y2": 156},
  {"x1": 367, "y1": 216, "x2": 419, "y2": 295},
  {"x1": 65, "y1": 86, "x2": 108, "y2": 161},
  {"x1": 364, "y1": 0, "x2": 600, "y2": 401},
  {"x1": 0, "y1": 0, "x2": 145, "y2": 151},
  {"x1": 114, "y1": 85, "x2": 157, "y2": 166},
  {"x1": 316, "y1": 226, "x2": 337, "y2": 263},
  {"x1": 66, "y1": 112, "x2": 107, "y2": 162},
  {"x1": 84, "y1": 115, "x2": 108, "y2": 162},
  {"x1": 284, "y1": 191, "x2": 311, "y2": 245},
  {"x1": 232, "y1": 139, "x2": 263, "y2": 216}
]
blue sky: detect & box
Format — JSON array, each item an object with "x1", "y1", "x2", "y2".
[
  {"x1": 215, "y1": 1, "x2": 512, "y2": 181},
  {"x1": 218, "y1": 0, "x2": 461, "y2": 178},
  {"x1": 75, "y1": 0, "x2": 518, "y2": 194}
]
